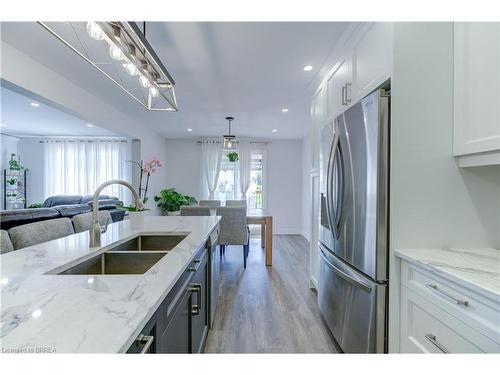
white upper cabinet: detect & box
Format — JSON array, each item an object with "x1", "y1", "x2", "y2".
[
  {"x1": 454, "y1": 23, "x2": 500, "y2": 167},
  {"x1": 326, "y1": 54, "x2": 352, "y2": 121},
  {"x1": 352, "y1": 23, "x2": 393, "y2": 100},
  {"x1": 323, "y1": 23, "x2": 393, "y2": 123}
]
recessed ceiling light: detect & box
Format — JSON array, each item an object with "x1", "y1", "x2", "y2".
[
  {"x1": 187, "y1": 128, "x2": 193, "y2": 132},
  {"x1": 32, "y1": 309, "x2": 42, "y2": 318},
  {"x1": 30, "y1": 102, "x2": 40, "y2": 107},
  {"x1": 303, "y1": 65, "x2": 313, "y2": 72},
  {"x1": 272, "y1": 129, "x2": 278, "y2": 133},
  {"x1": 86, "y1": 124, "x2": 94, "y2": 127},
  {"x1": 281, "y1": 108, "x2": 289, "y2": 113}
]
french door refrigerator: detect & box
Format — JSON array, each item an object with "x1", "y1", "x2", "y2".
[{"x1": 318, "y1": 88, "x2": 390, "y2": 353}]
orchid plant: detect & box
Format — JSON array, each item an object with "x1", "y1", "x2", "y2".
[{"x1": 119, "y1": 157, "x2": 163, "y2": 212}]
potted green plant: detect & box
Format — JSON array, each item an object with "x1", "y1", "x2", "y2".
[
  {"x1": 154, "y1": 188, "x2": 197, "y2": 215},
  {"x1": 7, "y1": 178, "x2": 17, "y2": 186},
  {"x1": 227, "y1": 151, "x2": 239, "y2": 162},
  {"x1": 8, "y1": 154, "x2": 23, "y2": 172}
]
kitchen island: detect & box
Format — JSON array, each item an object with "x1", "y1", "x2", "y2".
[{"x1": 1, "y1": 215, "x2": 220, "y2": 353}]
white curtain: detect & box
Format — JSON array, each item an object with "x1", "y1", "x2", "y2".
[
  {"x1": 44, "y1": 140, "x2": 129, "y2": 201},
  {"x1": 201, "y1": 140, "x2": 222, "y2": 199},
  {"x1": 238, "y1": 141, "x2": 252, "y2": 199}
]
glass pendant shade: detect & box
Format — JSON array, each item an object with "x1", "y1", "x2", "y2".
[
  {"x1": 223, "y1": 135, "x2": 236, "y2": 149},
  {"x1": 150, "y1": 86, "x2": 159, "y2": 97},
  {"x1": 86, "y1": 22, "x2": 104, "y2": 40},
  {"x1": 124, "y1": 62, "x2": 139, "y2": 76},
  {"x1": 109, "y1": 43, "x2": 124, "y2": 60},
  {"x1": 139, "y1": 75, "x2": 151, "y2": 88}
]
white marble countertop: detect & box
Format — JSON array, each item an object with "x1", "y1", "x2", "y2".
[
  {"x1": 0, "y1": 215, "x2": 220, "y2": 353},
  {"x1": 395, "y1": 248, "x2": 500, "y2": 302}
]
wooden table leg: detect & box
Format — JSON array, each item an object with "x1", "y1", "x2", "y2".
[
  {"x1": 265, "y1": 217, "x2": 272, "y2": 266},
  {"x1": 261, "y1": 223, "x2": 265, "y2": 249}
]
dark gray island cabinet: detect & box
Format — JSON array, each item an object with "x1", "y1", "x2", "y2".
[{"x1": 127, "y1": 227, "x2": 217, "y2": 354}]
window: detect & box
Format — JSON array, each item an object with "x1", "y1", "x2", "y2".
[
  {"x1": 247, "y1": 152, "x2": 264, "y2": 209},
  {"x1": 214, "y1": 149, "x2": 265, "y2": 209},
  {"x1": 214, "y1": 150, "x2": 239, "y2": 202},
  {"x1": 43, "y1": 140, "x2": 131, "y2": 201}
]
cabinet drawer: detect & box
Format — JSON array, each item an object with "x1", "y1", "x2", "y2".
[
  {"x1": 401, "y1": 261, "x2": 500, "y2": 343},
  {"x1": 401, "y1": 286, "x2": 498, "y2": 353}
]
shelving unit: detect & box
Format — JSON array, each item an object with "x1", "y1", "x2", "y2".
[{"x1": 3, "y1": 169, "x2": 27, "y2": 210}]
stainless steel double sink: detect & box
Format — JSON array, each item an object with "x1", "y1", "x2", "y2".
[{"x1": 55, "y1": 234, "x2": 188, "y2": 275}]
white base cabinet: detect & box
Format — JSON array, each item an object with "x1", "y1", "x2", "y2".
[
  {"x1": 400, "y1": 261, "x2": 500, "y2": 353},
  {"x1": 454, "y1": 23, "x2": 500, "y2": 167}
]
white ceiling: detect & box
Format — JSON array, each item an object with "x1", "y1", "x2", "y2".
[
  {"x1": 0, "y1": 84, "x2": 119, "y2": 137},
  {"x1": 1, "y1": 22, "x2": 350, "y2": 139}
]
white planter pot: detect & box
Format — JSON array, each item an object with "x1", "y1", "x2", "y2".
[
  {"x1": 167, "y1": 210, "x2": 180, "y2": 216},
  {"x1": 128, "y1": 211, "x2": 145, "y2": 229}
]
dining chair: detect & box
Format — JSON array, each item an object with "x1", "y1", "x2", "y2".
[
  {"x1": 216, "y1": 206, "x2": 250, "y2": 268},
  {"x1": 73, "y1": 211, "x2": 112, "y2": 233},
  {"x1": 225, "y1": 200, "x2": 247, "y2": 207},
  {"x1": 1, "y1": 230, "x2": 14, "y2": 254},
  {"x1": 198, "y1": 200, "x2": 221, "y2": 208},
  {"x1": 180, "y1": 206, "x2": 211, "y2": 216},
  {"x1": 8, "y1": 218, "x2": 75, "y2": 250}
]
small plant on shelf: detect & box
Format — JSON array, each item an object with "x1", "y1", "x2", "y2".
[
  {"x1": 154, "y1": 188, "x2": 197, "y2": 214},
  {"x1": 227, "y1": 151, "x2": 239, "y2": 162},
  {"x1": 8, "y1": 154, "x2": 24, "y2": 171},
  {"x1": 7, "y1": 178, "x2": 17, "y2": 186}
]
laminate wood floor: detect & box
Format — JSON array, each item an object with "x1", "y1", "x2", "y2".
[{"x1": 204, "y1": 234, "x2": 338, "y2": 353}]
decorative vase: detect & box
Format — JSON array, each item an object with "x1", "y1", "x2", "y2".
[
  {"x1": 167, "y1": 210, "x2": 180, "y2": 216},
  {"x1": 129, "y1": 211, "x2": 145, "y2": 229}
]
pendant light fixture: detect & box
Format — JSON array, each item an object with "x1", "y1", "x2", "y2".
[
  {"x1": 223, "y1": 116, "x2": 236, "y2": 150},
  {"x1": 38, "y1": 21, "x2": 178, "y2": 112}
]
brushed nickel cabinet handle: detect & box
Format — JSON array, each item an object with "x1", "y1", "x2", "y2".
[
  {"x1": 190, "y1": 283, "x2": 202, "y2": 315},
  {"x1": 425, "y1": 334, "x2": 449, "y2": 353},
  {"x1": 136, "y1": 334, "x2": 154, "y2": 354},
  {"x1": 188, "y1": 258, "x2": 202, "y2": 272},
  {"x1": 341, "y1": 85, "x2": 347, "y2": 105},
  {"x1": 425, "y1": 284, "x2": 469, "y2": 306},
  {"x1": 344, "y1": 83, "x2": 351, "y2": 105}
]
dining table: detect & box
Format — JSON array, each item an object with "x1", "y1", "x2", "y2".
[{"x1": 209, "y1": 208, "x2": 273, "y2": 266}]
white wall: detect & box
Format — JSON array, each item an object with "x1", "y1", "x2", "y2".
[
  {"x1": 267, "y1": 140, "x2": 304, "y2": 234},
  {"x1": 165, "y1": 139, "x2": 202, "y2": 199},
  {"x1": 0, "y1": 134, "x2": 20, "y2": 209},
  {"x1": 0, "y1": 134, "x2": 19, "y2": 170},
  {"x1": 16, "y1": 138, "x2": 44, "y2": 206},
  {"x1": 391, "y1": 23, "x2": 500, "y2": 251},
  {"x1": 164, "y1": 138, "x2": 304, "y2": 234},
  {"x1": 301, "y1": 135, "x2": 312, "y2": 240},
  {"x1": 1, "y1": 41, "x2": 168, "y2": 213}
]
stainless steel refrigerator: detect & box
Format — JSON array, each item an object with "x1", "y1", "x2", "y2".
[{"x1": 318, "y1": 88, "x2": 390, "y2": 353}]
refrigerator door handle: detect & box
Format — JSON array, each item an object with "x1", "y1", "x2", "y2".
[
  {"x1": 334, "y1": 140, "x2": 345, "y2": 231},
  {"x1": 320, "y1": 248, "x2": 372, "y2": 293},
  {"x1": 326, "y1": 128, "x2": 339, "y2": 239}
]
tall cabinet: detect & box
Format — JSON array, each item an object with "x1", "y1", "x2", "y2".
[{"x1": 308, "y1": 22, "x2": 393, "y2": 287}]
